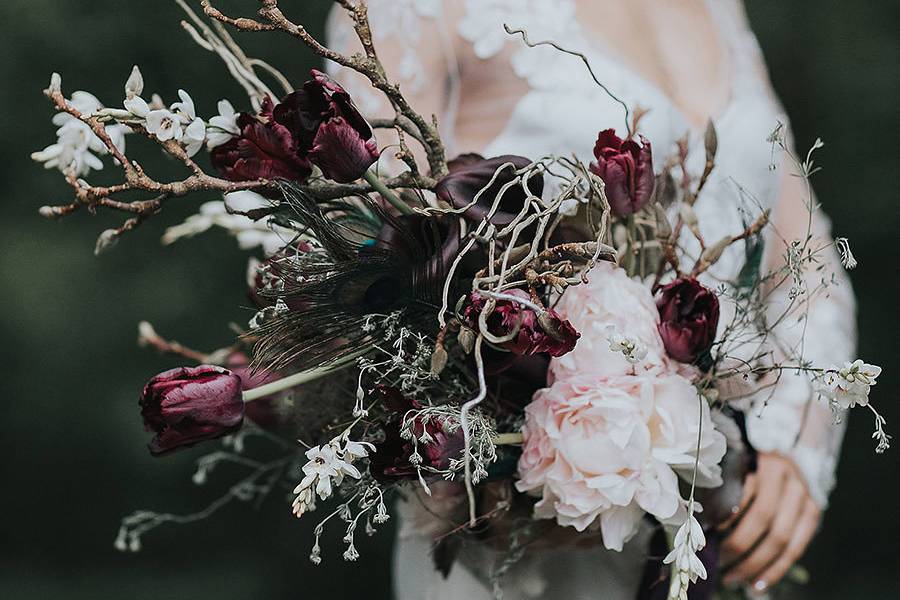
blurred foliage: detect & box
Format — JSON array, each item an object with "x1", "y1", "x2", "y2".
[{"x1": 0, "y1": 1, "x2": 896, "y2": 599}]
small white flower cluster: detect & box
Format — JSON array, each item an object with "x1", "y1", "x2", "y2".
[
  {"x1": 31, "y1": 81, "x2": 128, "y2": 177},
  {"x1": 34, "y1": 66, "x2": 241, "y2": 177},
  {"x1": 816, "y1": 359, "x2": 890, "y2": 452},
  {"x1": 292, "y1": 432, "x2": 373, "y2": 519},
  {"x1": 663, "y1": 509, "x2": 707, "y2": 600},
  {"x1": 162, "y1": 190, "x2": 297, "y2": 255},
  {"x1": 816, "y1": 359, "x2": 881, "y2": 410},
  {"x1": 119, "y1": 66, "x2": 213, "y2": 157},
  {"x1": 605, "y1": 325, "x2": 649, "y2": 364}
]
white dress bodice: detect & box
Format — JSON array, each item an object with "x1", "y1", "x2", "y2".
[{"x1": 327, "y1": 2, "x2": 856, "y2": 597}]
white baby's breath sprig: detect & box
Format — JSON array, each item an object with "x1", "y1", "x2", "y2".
[
  {"x1": 815, "y1": 359, "x2": 889, "y2": 453},
  {"x1": 605, "y1": 325, "x2": 649, "y2": 364}
]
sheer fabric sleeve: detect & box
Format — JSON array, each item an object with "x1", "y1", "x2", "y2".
[
  {"x1": 324, "y1": 0, "x2": 463, "y2": 172},
  {"x1": 745, "y1": 147, "x2": 857, "y2": 509}
]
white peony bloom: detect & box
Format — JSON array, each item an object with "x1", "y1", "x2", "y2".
[
  {"x1": 516, "y1": 373, "x2": 726, "y2": 550},
  {"x1": 206, "y1": 99, "x2": 240, "y2": 149}
]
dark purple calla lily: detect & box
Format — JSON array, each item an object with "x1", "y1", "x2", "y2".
[
  {"x1": 589, "y1": 129, "x2": 655, "y2": 217},
  {"x1": 139, "y1": 365, "x2": 244, "y2": 455},
  {"x1": 656, "y1": 277, "x2": 720, "y2": 363},
  {"x1": 435, "y1": 154, "x2": 544, "y2": 226}
]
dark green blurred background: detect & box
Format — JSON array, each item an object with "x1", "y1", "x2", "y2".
[{"x1": 1, "y1": 2, "x2": 897, "y2": 599}]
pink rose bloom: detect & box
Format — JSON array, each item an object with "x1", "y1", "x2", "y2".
[{"x1": 516, "y1": 373, "x2": 726, "y2": 551}]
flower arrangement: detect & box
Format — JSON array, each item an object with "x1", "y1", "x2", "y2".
[{"x1": 32, "y1": 2, "x2": 887, "y2": 598}]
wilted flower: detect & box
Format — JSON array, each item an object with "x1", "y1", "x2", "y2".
[
  {"x1": 434, "y1": 153, "x2": 544, "y2": 225},
  {"x1": 589, "y1": 129, "x2": 654, "y2": 217},
  {"x1": 463, "y1": 290, "x2": 579, "y2": 358},
  {"x1": 656, "y1": 278, "x2": 720, "y2": 364},
  {"x1": 139, "y1": 365, "x2": 244, "y2": 455}
]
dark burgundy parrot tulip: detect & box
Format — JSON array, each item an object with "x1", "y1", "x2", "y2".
[
  {"x1": 211, "y1": 70, "x2": 379, "y2": 184},
  {"x1": 463, "y1": 289, "x2": 579, "y2": 358},
  {"x1": 589, "y1": 129, "x2": 655, "y2": 217},
  {"x1": 139, "y1": 365, "x2": 244, "y2": 455},
  {"x1": 435, "y1": 154, "x2": 544, "y2": 226},
  {"x1": 275, "y1": 69, "x2": 379, "y2": 182},
  {"x1": 656, "y1": 277, "x2": 720, "y2": 363},
  {"x1": 210, "y1": 98, "x2": 312, "y2": 183}
]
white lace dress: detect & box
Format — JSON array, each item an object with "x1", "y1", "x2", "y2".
[{"x1": 327, "y1": 1, "x2": 856, "y2": 598}]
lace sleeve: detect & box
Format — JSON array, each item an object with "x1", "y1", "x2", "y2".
[
  {"x1": 745, "y1": 147, "x2": 857, "y2": 508},
  {"x1": 324, "y1": 1, "x2": 462, "y2": 170}
]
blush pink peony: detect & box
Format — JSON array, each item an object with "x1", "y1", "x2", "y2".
[
  {"x1": 551, "y1": 262, "x2": 670, "y2": 381},
  {"x1": 516, "y1": 372, "x2": 726, "y2": 551}
]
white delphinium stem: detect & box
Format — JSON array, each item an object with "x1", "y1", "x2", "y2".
[{"x1": 664, "y1": 393, "x2": 710, "y2": 599}]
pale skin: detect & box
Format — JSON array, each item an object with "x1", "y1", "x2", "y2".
[{"x1": 333, "y1": 0, "x2": 824, "y2": 592}]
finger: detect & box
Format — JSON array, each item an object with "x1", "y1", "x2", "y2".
[
  {"x1": 718, "y1": 472, "x2": 758, "y2": 531},
  {"x1": 722, "y1": 476, "x2": 806, "y2": 586},
  {"x1": 751, "y1": 499, "x2": 821, "y2": 594},
  {"x1": 722, "y1": 455, "x2": 787, "y2": 562}
]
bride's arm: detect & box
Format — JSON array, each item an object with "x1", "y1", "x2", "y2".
[{"x1": 722, "y1": 145, "x2": 856, "y2": 590}]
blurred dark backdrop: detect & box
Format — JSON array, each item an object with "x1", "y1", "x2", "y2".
[{"x1": 1, "y1": 2, "x2": 897, "y2": 599}]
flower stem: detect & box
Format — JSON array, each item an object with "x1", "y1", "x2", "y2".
[
  {"x1": 491, "y1": 432, "x2": 524, "y2": 445},
  {"x1": 242, "y1": 347, "x2": 371, "y2": 402},
  {"x1": 363, "y1": 169, "x2": 414, "y2": 215}
]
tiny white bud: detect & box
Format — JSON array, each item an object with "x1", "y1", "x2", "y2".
[
  {"x1": 94, "y1": 229, "x2": 120, "y2": 256},
  {"x1": 48, "y1": 72, "x2": 62, "y2": 94},
  {"x1": 125, "y1": 65, "x2": 144, "y2": 99}
]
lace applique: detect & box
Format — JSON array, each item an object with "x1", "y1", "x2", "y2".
[
  {"x1": 459, "y1": 0, "x2": 587, "y2": 89},
  {"x1": 325, "y1": 0, "x2": 443, "y2": 115},
  {"x1": 366, "y1": 0, "x2": 442, "y2": 93}
]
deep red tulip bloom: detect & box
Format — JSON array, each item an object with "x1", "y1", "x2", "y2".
[
  {"x1": 210, "y1": 96, "x2": 312, "y2": 183},
  {"x1": 275, "y1": 69, "x2": 379, "y2": 183},
  {"x1": 589, "y1": 129, "x2": 655, "y2": 217},
  {"x1": 656, "y1": 277, "x2": 720, "y2": 363},
  {"x1": 463, "y1": 289, "x2": 579, "y2": 358},
  {"x1": 139, "y1": 365, "x2": 244, "y2": 455}
]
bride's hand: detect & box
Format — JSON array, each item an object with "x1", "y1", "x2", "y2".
[{"x1": 720, "y1": 453, "x2": 821, "y2": 593}]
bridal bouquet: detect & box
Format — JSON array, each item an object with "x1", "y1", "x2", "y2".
[{"x1": 32, "y1": 2, "x2": 887, "y2": 598}]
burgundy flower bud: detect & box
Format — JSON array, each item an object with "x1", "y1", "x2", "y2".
[
  {"x1": 435, "y1": 154, "x2": 544, "y2": 226},
  {"x1": 463, "y1": 289, "x2": 579, "y2": 358},
  {"x1": 274, "y1": 69, "x2": 379, "y2": 183},
  {"x1": 656, "y1": 277, "x2": 720, "y2": 363},
  {"x1": 369, "y1": 386, "x2": 465, "y2": 482},
  {"x1": 224, "y1": 353, "x2": 283, "y2": 431},
  {"x1": 210, "y1": 98, "x2": 312, "y2": 183},
  {"x1": 589, "y1": 129, "x2": 655, "y2": 217},
  {"x1": 139, "y1": 365, "x2": 244, "y2": 455}
]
